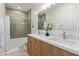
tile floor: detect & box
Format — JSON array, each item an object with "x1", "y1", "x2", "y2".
[
  {"x1": 4, "y1": 37, "x2": 28, "y2": 56},
  {"x1": 4, "y1": 50, "x2": 29, "y2": 56}
]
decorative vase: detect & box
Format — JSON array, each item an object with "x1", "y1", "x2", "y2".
[{"x1": 45, "y1": 31, "x2": 49, "y2": 36}]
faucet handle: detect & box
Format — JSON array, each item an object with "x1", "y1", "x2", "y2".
[{"x1": 63, "y1": 31, "x2": 66, "y2": 39}]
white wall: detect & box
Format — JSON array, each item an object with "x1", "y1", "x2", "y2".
[
  {"x1": 31, "y1": 4, "x2": 46, "y2": 33},
  {"x1": 0, "y1": 3, "x2": 5, "y2": 55},
  {"x1": 46, "y1": 3, "x2": 79, "y2": 40},
  {"x1": 72, "y1": 4, "x2": 79, "y2": 40},
  {"x1": 46, "y1": 4, "x2": 73, "y2": 30}
]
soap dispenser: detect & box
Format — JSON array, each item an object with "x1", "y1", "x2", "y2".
[{"x1": 45, "y1": 31, "x2": 49, "y2": 36}]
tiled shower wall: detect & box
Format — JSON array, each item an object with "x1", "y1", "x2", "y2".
[{"x1": 6, "y1": 8, "x2": 31, "y2": 38}]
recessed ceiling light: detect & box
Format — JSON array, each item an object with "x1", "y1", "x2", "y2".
[{"x1": 17, "y1": 7, "x2": 21, "y2": 9}]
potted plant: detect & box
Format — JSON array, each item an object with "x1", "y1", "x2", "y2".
[{"x1": 45, "y1": 23, "x2": 53, "y2": 36}]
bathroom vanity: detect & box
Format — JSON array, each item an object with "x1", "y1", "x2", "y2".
[{"x1": 27, "y1": 34, "x2": 79, "y2": 56}]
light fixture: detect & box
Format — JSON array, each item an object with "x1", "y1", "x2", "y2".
[
  {"x1": 41, "y1": 3, "x2": 55, "y2": 10},
  {"x1": 17, "y1": 7, "x2": 21, "y2": 9}
]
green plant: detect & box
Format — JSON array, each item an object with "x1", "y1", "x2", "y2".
[{"x1": 45, "y1": 23, "x2": 53, "y2": 32}]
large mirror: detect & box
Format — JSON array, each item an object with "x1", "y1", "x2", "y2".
[
  {"x1": 38, "y1": 10, "x2": 46, "y2": 30},
  {"x1": 38, "y1": 3, "x2": 77, "y2": 31}
]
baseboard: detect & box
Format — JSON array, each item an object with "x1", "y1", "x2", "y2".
[{"x1": 5, "y1": 48, "x2": 19, "y2": 54}]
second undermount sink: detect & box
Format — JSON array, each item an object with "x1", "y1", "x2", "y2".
[{"x1": 46, "y1": 36, "x2": 76, "y2": 45}]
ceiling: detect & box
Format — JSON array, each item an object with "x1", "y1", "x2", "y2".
[{"x1": 5, "y1": 3, "x2": 44, "y2": 12}]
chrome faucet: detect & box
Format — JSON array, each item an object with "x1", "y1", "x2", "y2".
[{"x1": 63, "y1": 31, "x2": 66, "y2": 39}]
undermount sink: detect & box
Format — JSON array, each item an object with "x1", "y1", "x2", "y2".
[{"x1": 46, "y1": 36, "x2": 76, "y2": 45}]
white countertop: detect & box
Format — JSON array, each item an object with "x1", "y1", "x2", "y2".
[{"x1": 27, "y1": 34, "x2": 79, "y2": 55}]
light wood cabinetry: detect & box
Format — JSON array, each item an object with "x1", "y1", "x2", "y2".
[
  {"x1": 27, "y1": 37, "x2": 41, "y2": 56},
  {"x1": 27, "y1": 36, "x2": 78, "y2": 56},
  {"x1": 41, "y1": 41, "x2": 54, "y2": 56}
]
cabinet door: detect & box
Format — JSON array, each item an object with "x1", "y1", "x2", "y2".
[
  {"x1": 27, "y1": 37, "x2": 42, "y2": 56},
  {"x1": 30, "y1": 37, "x2": 36, "y2": 56},
  {"x1": 41, "y1": 42, "x2": 64, "y2": 56},
  {"x1": 34, "y1": 39, "x2": 41, "y2": 56},
  {"x1": 27, "y1": 37, "x2": 36, "y2": 56},
  {"x1": 52, "y1": 46, "x2": 64, "y2": 56},
  {"x1": 63, "y1": 50, "x2": 77, "y2": 56},
  {"x1": 27, "y1": 37, "x2": 31, "y2": 55},
  {"x1": 51, "y1": 45, "x2": 77, "y2": 56},
  {"x1": 41, "y1": 41, "x2": 52, "y2": 56}
]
